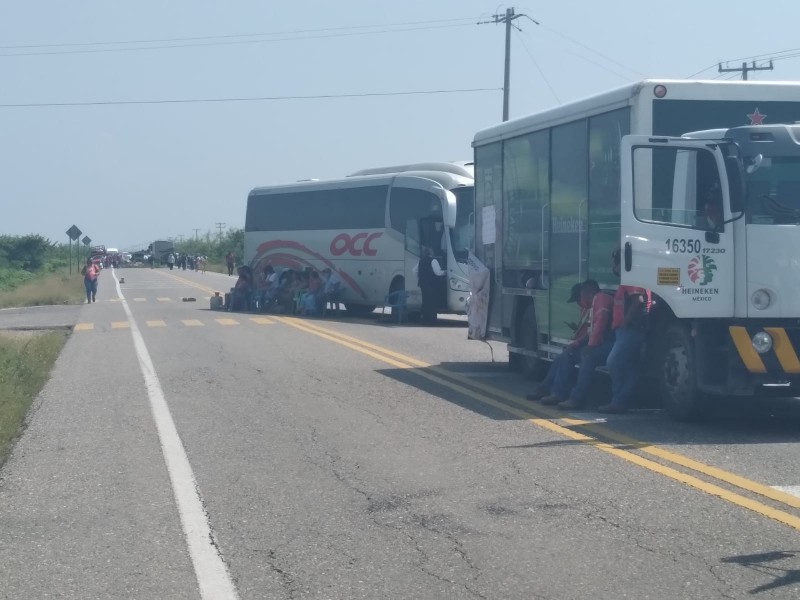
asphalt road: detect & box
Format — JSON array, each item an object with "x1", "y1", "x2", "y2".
[{"x1": 2, "y1": 266, "x2": 800, "y2": 599}]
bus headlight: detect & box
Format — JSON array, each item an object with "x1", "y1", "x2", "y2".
[
  {"x1": 752, "y1": 331, "x2": 773, "y2": 354},
  {"x1": 751, "y1": 289, "x2": 772, "y2": 310},
  {"x1": 449, "y1": 277, "x2": 469, "y2": 292}
]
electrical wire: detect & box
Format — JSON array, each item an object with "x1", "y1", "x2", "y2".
[
  {"x1": 0, "y1": 21, "x2": 476, "y2": 58},
  {"x1": 0, "y1": 87, "x2": 502, "y2": 108},
  {"x1": 0, "y1": 16, "x2": 482, "y2": 50},
  {"x1": 513, "y1": 30, "x2": 561, "y2": 104}
]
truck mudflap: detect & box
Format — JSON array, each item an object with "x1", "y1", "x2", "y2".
[{"x1": 729, "y1": 325, "x2": 800, "y2": 375}]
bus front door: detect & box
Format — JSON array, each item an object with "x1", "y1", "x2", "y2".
[{"x1": 404, "y1": 219, "x2": 423, "y2": 312}]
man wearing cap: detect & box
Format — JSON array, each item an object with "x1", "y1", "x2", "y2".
[
  {"x1": 556, "y1": 279, "x2": 615, "y2": 410},
  {"x1": 526, "y1": 281, "x2": 591, "y2": 405}
]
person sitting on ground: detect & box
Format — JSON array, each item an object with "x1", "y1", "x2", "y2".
[
  {"x1": 321, "y1": 267, "x2": 343, "y2": 313},
  {"x1": 526, "y1": 282, "x2": 591, "y2": 403},
  {"x1": 551, "y1": 279, "x2": 615, "y2": 410},
  {"x1": 255, "y1": 264, "x2": 279, "y2": 309},
  {"x1": 229, "y1": 266, "x2": 254, "y2": 311},
  {"x1": 300, "y1": 270, "x2": 324, "y2": 315},
  {"x1": 275, "y1": 270, "x2": 297, "y2": 313}
]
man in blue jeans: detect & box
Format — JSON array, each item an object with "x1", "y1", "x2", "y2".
[
  {"x1": 556, "y1": 280, "x2": 615, "y2": 410},
  {"x1": 597, "y1": 248, "x2": 652, "y2": 413},
  {"x1": 526, "y1": 282, "x2": 590, "y2": 404}
]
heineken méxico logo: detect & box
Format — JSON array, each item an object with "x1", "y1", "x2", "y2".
[{"x1": 688, "y1": 255, "x2": 717, "y2": 285}]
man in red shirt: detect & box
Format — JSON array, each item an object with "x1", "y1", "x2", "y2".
[
  {"x1": 597, "y1": 248, "x2": 652, "y2": 413},
  {"x1": 555, "y1": 280, "x2": 615, "y2": 410},
  {"x1": 527, "y1": 282, "x2": 590, "y2": 404}
]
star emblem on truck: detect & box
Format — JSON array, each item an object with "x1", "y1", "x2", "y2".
[{"x1": 747, "y1": 108, "x2": 767, "y2": 125}]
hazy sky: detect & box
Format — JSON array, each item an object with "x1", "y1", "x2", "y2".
[{"x1": 3, "y1": 1, "x2": 800, "y2": 249}]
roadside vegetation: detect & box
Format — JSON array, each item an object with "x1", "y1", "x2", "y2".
[
  {"x1": 0, "y1": 234, "x2": 85, "y2": 308},
  {"x1": 0, "y1": 330, "x2": 67, "y2": 466}
]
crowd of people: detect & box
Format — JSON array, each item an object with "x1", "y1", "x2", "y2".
[
  {"x1": 227, "y1": 264, "x2": 342, "y2": 316},
  {"x1": 165, "y1": 253, "x2": 207, "y2": 272}
]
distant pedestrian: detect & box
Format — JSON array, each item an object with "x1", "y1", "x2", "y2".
[
  {"x1": 80, "y1": 257, "x2": 100, "y2": 304},
  {"x1": 226, "y1": 252, "x2": 235, "y2": 276},
  {"x1": 414, "y1": 246, "x2": 445, "y2": 325},
  {"x1": 167, "y1": 253, "x2": 175, "y2": 270}
]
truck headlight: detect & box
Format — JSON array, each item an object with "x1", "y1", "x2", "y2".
[
  {"x1": 752, "y1": 331, "x2": 773, "y2": 354},
  {"x1": 449, "y1": 277, "x2": 469, "y2": 292},
  {"x1": 751, "y1": 289, "x2": 772, "y2": 310}
]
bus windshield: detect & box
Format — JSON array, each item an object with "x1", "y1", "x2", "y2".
[
  {"x1": 746, "y1": 156, "x2": 800, "y2": 225},
  {"x1": 450, "y1": 186, "x2": 475, "y2": 258}
]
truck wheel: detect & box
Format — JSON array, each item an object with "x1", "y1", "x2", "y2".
[
  {"x1": 659, "y1": 323, "x2": 710, "y2": 421},
  {"x1": 520, "y1": 304, "x2": 545, "y2": 380}
]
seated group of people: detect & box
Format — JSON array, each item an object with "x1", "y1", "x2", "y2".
[{"x1": 228, "y1": 264, "x2": 342, "y2": 315}]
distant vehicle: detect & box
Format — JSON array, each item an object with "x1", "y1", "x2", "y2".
[
  {"x1": 149, "y1": 240, "x2": 175, "y2": 265},
  {"x1": 244, "y1": 162, "x2": 475, "y2": 316}
]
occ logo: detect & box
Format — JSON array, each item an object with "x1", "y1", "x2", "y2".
[{"x1": 330, "y1": 232, "x2": 382, "y2": 257}]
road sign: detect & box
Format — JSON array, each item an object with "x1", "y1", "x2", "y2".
[
  {"x1": 82, "y1": 236, "x2": 91, "y2": 246},
  {"x1": 66, "y1": 225, "x2": 82, "y2": 241}
]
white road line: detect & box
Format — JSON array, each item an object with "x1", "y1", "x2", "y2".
[
  {"x1": 112, "y1": 270, "x2": 239, "y2": 600},
  {"x1": 773, "y1": 486, "x2": 800, "y2": 499}
]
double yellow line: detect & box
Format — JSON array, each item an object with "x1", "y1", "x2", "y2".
[
  {"x1": 276, "y1": 316, "x2": 800, "y2": 532},
  {"x1": 150, "y1": 269, "x2": 800, "y2": 531}
]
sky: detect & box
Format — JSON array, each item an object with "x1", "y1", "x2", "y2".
[{"x1": 3, "y1": 1, "x2": 800, "y2": 250}]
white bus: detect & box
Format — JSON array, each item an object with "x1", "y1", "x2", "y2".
[{"x1": 244, "y1": 162, "x2": 475, "y2": 316}]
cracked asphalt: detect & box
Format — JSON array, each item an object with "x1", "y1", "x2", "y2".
[{"x1": 2, "y1": 268, "x2": 800, "y2": 599}]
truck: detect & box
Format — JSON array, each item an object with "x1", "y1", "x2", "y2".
[
  {"x1": 149, "y1": 240, "x2": 175, "y2": 265},
  {"x1": 472, "y1": 79, "x2": 800, "y2": 419}
]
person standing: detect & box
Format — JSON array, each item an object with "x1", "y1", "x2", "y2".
[
  {"x1": 226, "y1": 252, "x2": 236, "y2": 276},
  {"x1": 166, "y1": 253, "x2": 175, "y2": 270},
  {"x1": 414, "y1": 246, "x2": 445, "y2": 325},
  {"x1": 598, "y1": 248, "x2": 652, "y2": 414},
  {"x1": 80, "y1": 257, "x2": 100, "y2": 304}
]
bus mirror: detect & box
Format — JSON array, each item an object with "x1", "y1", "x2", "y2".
[
  {"x1": 443, "y1": 190, "x2": 457, "y2": 229},
  {"x1": 724, "y1": 155, "x2": 745, "y2": 215}
]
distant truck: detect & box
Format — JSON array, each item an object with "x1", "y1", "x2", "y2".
[{"x1": 149, "y1": 240, "x2": 175, "y2": 265}]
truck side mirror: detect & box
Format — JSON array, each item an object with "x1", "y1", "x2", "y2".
[{"x1": 725, "y1": 155, "x2": 745, "y2": 215}]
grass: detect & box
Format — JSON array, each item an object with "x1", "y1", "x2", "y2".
[
  {"x1": 0, "y1": 269, "x2": 86, "y2": 309},
  {"x1": 0, "y1": 330, "x2": 67, "y2": 466}
]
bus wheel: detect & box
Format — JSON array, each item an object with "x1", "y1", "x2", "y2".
[
  {"x1": 520, "y1": 304, "x2": 544, "y2": 380},
  {"x1": 345, "y1": 304, "x2": 376, "y2": 317},
  {"x1": 659, "y1": 323, "x2": 710, "y2": 421}
]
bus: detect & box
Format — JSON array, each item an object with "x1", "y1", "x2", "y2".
[
  {"x1": 473, "y1": 79, "x2": 800, "y2": 418},
  {"x1": 244, "y1": 162, "x2": 475, "y2": 316}
]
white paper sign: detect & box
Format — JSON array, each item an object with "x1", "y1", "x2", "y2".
[{"x1": 482, "y1": 205, "x2": 496, "y2": 245}]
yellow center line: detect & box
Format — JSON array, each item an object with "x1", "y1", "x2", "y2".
[
  {"x1": 275, "y1": 316, "x2": 800, "y2": 531},
  {"x1": 182, "y1": 320, "x2": 204, "y2": 327},
  {"x1": 111, "y1": 321, "x2": 130, "y2": 329},
  {"x1": 215, "y1": 318, "x2": 239, "y2": 326},
  {"x1": 74, "y1": 323, "x2": 94, "y2": 331},
  {"x1": 146, "y1": 320, "x2": 166, "y2": 328}
]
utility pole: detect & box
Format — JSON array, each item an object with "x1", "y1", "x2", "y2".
[
  {"x1": 718, "y1": 60, "x2": 774, "y2": 81},
  {"x1": 215, "y1": 222, "x2": 226, "y2": 240},
  {"x1": 193, "y1": 228, "x2": 200, "y2": 241},
  {"x1": 478, "y1": 7, "x2": 537, "y2": 121},
  {"x1": 177, "y1": 234, "x2": 184, "y2": 243}
]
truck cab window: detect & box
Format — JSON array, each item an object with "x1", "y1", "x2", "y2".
[{"x1": 633, "y1": 145, "x2": 723, "y2": 231}]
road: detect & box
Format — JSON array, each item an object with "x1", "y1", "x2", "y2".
[{"x1": 2, "y1": 266, "x2": 800, "y2": 599}]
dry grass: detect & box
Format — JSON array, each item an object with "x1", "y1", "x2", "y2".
[
  {"x1": 0, "y1": 270, "x2": 86, "y2": 309},
  {"x1": 0, "y1": 330, "x2": 67, "y2": 466}
]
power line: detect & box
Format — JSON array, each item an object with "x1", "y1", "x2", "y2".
[
  {"x1": 513, "y1": 30, "x2": 560, "y2": 105},
  {"x1": 0, "y1": 87, "x2": 501, "y2": 109},
  {"x1": 537, "y1": 24, "x2": 644, "y2": 79},
  {"x1": 0, "y1": 16, "x2": 481, "y2": 50},
  {"x1": 0, "y1": 22, "x2": 477, "y2": 58}
]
